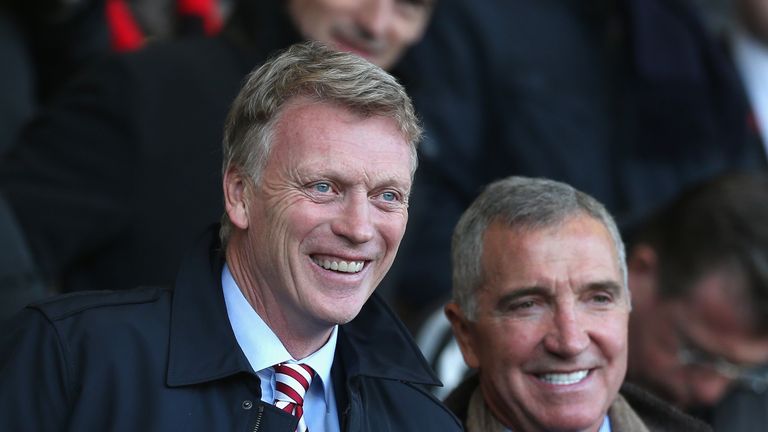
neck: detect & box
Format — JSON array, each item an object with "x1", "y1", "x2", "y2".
[{"x1": 225, "y1": 237, "x2": 333, "y2": 359}]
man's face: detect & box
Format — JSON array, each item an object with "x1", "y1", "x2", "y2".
[
  {"x1": 287, "y1": 0, "x2": 434, "y2": 70},
  {"x1": 449, "y1": 216, "x2": 629, "y2": 432},
  {"x1": 628, "y1": 266, "x2": 768, "y2": 408},
  {"x1": 237, "y1": 99, "x2": 412, "y2": 330}
]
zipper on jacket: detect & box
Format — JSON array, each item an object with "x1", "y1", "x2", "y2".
[{"x1": 251, "y1": 405, "x2": 264, "y2": 432}]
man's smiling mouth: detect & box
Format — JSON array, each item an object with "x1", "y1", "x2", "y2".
[
  {"x1": 312, "y1": 256, "x2": 365, "y2": 273},
  {"x1": 536, "y1": 370, "x2": 590, "y2": 385}
]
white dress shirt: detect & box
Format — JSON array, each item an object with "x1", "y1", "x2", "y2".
[
  {"x1": 732, "y1": 27, "x2": 768, "y2": 158},
  {"x1": 222, "y1": 264, "x2": 340, "y2": 432}
]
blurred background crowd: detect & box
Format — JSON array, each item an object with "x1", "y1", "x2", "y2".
[{"x1": 1, "y1": 0, "x2": 767, "y2": 430}]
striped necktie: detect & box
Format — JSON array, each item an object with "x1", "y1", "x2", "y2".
[{"x1": 273, "y1": 363, "x2": 316, "y2": 432}]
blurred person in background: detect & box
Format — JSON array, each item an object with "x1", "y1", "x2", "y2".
[
  {"x1": 0, "y1": 0, "x2": 226, "y2": 150},
  {"x1": 625, "y1": 172, "x2": 768, "y2": 431}
]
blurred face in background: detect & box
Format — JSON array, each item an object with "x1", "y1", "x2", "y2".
[
  {"x1": 288, "y1": 0, "x2": 435, "y2": 70},
  {"x1": 627, "y1": 251, "x2": 768, "y2": 409}
]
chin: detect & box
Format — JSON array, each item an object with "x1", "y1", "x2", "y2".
[{"x1": 315, "y1": 300, "x2": 366, "y2": 326}]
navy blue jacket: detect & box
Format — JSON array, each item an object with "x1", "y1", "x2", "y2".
[{"x1": 0, "y1": 230, "x2": 461, "y2": 431}]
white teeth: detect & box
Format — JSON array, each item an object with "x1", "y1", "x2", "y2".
[
  {"x1": 313, "y1": 257, "x2": 364, "y2": 273},
  {"x1": 537, "y1": 370, "x2": 589, "y2": 386}
]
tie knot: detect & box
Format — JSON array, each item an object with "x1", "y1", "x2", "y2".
[{"x1": 273, "y1": 363, "x2": 316, "y2": 407}]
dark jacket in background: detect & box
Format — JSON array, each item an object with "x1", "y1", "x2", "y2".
[
  {"x1": 0, "y1": 0, "x2": 299, "y2": 302},
  {"x1": 390, "y1": 0, "x2": 767, "y2": 316},
  {"x1": 0, "y1": 228, "x2": 461, "y2": 431}
]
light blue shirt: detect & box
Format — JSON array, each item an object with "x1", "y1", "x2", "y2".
[
  {"x1": 600, "y1": 416, "x2": 612, "y2": 432},
  {"x1": 503, "y1": 416, "x2": 611, "y2": 432},
  {"x1": 222, "y1": 264, "x2": 340, "y2": 432}
]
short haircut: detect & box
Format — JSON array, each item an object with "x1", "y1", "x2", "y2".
[
  {"x1": 451, "y1": 176, "x2": 627, "y2": 320},
  {"x1": 220, "y1": 41, "x2": 422, "y2": 244},
  {"x1": 630, "y1": 172, "x2": 768, "y2": 332}
]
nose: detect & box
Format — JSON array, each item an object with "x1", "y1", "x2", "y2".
[
  {"x1": 357, "y1": 0, "x2": 394, "y2": 39},
  {"x1": 687, "y1": 369, "x2": 733, "y2": 407},
  {"x1": 331, "y1": 192, "x2": 375, "y2": 244},
  {"x1": 543, "y1": 306, "x2": 590, "y2": 358}
]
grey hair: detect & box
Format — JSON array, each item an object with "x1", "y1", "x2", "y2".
[
  {"x1": 451, "y1": 176, "x2": 627, "y2": 320},
  {"x1": 219, "y1": 41, "x2": 422, "y2": 244}
]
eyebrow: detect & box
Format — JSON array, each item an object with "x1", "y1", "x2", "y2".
[
  {"x1": 493, "y1": 280, "x2": 624, "y2": 310},
  {"x1": 494, "y1": 286, "x2": 550, "y2": 310},
  {"x1": 580, "y1": 280, "x2": 624, "y2": 297},
  {"x1": 301, "y1": 165, "x2": 410, "y2": 190}
]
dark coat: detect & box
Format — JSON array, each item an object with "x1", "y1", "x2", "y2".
[
  {"x1": 444, "y1": 374, "x2": 711, "y2": 432},
  {"x1": 0, "y1": 228, "x2": 462, "y2": 431}
]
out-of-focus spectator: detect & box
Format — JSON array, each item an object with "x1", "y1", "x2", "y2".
[
  {"x1": 390, "y1": 0, "x2": 767, "y2": 329},
  {"x1": 0, "y1": 0, "x2": 228, "y2": 150},
  {"x1": 625, "y1": 172, "x2": 768, "y2": 430},
  {"x1": 0, "y1": 0, "x2": 435, "y2": 319}
]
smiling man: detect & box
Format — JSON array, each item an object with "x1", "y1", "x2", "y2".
[
  {"x1": 444, "y1": 176, "x2": 709, "y2": 432},
  {"x1": 0, "y1": 0, "x2": 437, "y2": 319},
  {"x1": 0, "y1": 42, "x2": 461, "y2": 431}
]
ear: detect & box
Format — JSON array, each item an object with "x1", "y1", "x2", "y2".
[
  {"x1": 223, "y1": 167, "x2": 250, "y2": 230},
  {"x1": 445, "y1": 303, "x2": 481, "y2": 369},
  {"x1": 627, "y1": 243, "x2": 660, "y2": 309}
]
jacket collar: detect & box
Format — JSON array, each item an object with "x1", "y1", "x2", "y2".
[
  {"x1": 167, "y1": 228, "x2": 252, "y2": 387},
  {"x1": 167, "y1": 227, "x2": 441, "y2": 388},
  {"x1": 338, "y1": 293, "x2": 442, "y2": 386}
]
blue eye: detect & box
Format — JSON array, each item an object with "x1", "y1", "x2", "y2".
[
  {"x1": 313, "y1": 183, "x2": 331, "y2": 193},
  {"x1": 381, "y1": 191, "x2": 397, "y2": 202}
]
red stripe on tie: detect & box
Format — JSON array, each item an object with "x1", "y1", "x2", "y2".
[
  {"x1": 281, "y1": 365, "x2": 311, "y2": 390},
  {"x1": 280, "y1": 403, "x2": 294, "y2": 414},
  {"x1": 276, "y1": 381, "x2": 304, "y2": 406},
  {"x1": 299, "y1": 363, "x2": 314, "y2": 377}
]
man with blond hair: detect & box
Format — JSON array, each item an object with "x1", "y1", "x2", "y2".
[{"x1": 0, "y1": 42, "x2": 460, "y2": 432}]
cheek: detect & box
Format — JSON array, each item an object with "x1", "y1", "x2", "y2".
[
  {"x1": 391, "y1": 16, "x2": 428, "y2": 45},
  {"x1": 271, "y1": 204, "x2": 327, "y2": 247},
  {"x1": 378, "y1": 213, "x2": 408, "y2": 249},
  {"x1": 590, "y1": 313, "x2": 630, "y2": 362},
  {"x1": 481, "y1": 325, "x2": 540, "y2": 369}
]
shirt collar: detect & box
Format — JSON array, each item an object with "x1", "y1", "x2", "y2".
[
  {"x1": 503, "y1": 415, "x2": 610, "y2": 432},
  {"x1": 221, "y1": 264, "x2": 337, "y2": 405}
]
